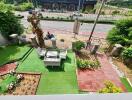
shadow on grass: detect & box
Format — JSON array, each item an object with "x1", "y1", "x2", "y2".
[
  {"x1": 46, "y1": 66, "x2": 64, "y2": 72},
  {"x1": 64, "y1": 56, "x2": 71, "y2": 63}
]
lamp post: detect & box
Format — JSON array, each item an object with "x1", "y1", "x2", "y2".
[{"x1": 86, "y1": 0, "x2": 106, "y2": 48}]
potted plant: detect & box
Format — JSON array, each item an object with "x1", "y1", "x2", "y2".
[{"x1": 72, "y1": 41, "x2": 85, "y2": 53}]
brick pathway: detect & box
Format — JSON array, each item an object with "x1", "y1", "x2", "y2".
[
  {"x1": 77, "y1": 53, "x2": 126, "y2": 92},
  {"x1": 0, "y1": 63, "x2": 17, "y2": 76}
]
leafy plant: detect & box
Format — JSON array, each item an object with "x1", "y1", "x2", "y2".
[
  {"x1": 0, "y1": 11, "x2": 24, "y2": 38},
  {"x1": 107, "y1": 18, "x2": 132, "y2": 46},
  {"x1": 77, "y1": 58, "x2": 100, "y2": 69},
  {"x1": 72, "y1": 41, "x2": 85, "y2": 52},
  {"x1": 122, "y1": 47, "x2": 132, "y2": 59},
  {"x1": 14, "y1": 3, "x2": 33, "y2": 11},
  {"x1": 0, "y1": 2, "x2": 14, "y2": 12},
  {"x1": 112, "y1": 10, "x2": 120, "y2": 15},
  {"x1": 99, "y1": 81, "x2": 122, "y2": 93}
]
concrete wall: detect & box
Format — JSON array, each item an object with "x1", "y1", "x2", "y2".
[{"x1": 0, "y1": 34, "x2": 8, "y2": 46}]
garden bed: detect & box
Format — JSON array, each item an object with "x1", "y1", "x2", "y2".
[
  {"x1": 3, "y1": 73, "x2": 41, "y2": 95},
  {"x1": 75, "y1": 49, "x2": 100, "y2": 70}
]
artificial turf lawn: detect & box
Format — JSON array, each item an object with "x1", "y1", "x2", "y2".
[
  {"x1": 17, "y1": 49, "x2": 79, "y2": 94},
  {"x1": 16, "y1": 49, "x2": 48, "y2": 73},
  {"x1": 0, "y1": 75, "x2": 17, "y2": 93},
  {"x1": 120, "y1": 77, "x2": 132, "y2": 92},
  {"x1": 36, "y1": 72, "x2": 79, "y2": 94},
  {"x1": 0, "y1": 45, "x2": 30, "y2": 66}
]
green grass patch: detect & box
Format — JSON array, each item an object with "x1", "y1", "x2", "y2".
[
  {"x1": 0, "y1": 75, "x2": 17, "y2": 93},
  {"x1": 36, "y1": 72, "x2": 79, "y2": 95},
  {"x1": 120, "y1": 77, "x2": 132, "y2": 92},
  {"x1": 0, "y1": 45, "x2": 30, "y2": 66},
  {"x1": 17, "y1": 49, "x2": 48, "y2": 73}
]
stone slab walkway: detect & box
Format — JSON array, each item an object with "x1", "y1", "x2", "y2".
[{"x1": 77, "y1": 53, "x2": 126, "y2": 92}]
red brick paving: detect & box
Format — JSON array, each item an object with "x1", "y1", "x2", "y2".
[
  {"x1": 0, "y1": 63, "x2": 17, "y2": 75},
  {"x1": 77, "y1": 53, "x2": 126, "y2": 92}
]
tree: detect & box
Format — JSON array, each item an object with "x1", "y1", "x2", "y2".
[
  {"x1": 27, "y1": 11, "x2": 45, "y2": 48},
  {"x1": 0, "y1": 11, "x2": 24, "y2": 38}
]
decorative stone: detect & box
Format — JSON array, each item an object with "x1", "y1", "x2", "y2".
[
  {"x1": 111, "y1": 44, "x2": 123, "y2": 57},
  {"x1": 9, "y1": 34, "x2": 19, "y2": 43}
]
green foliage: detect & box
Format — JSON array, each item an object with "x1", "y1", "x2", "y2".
[
  {"x1": 72, "y1": 41, "x2": 85, "y2": 52},
  {"x1": 125, "y1": 10, "x2": 132, "y2": 16},
  {"x1": 89, "y1": 9, "x2": 96, "y2": 14},
  {"x1": 112, "y1": 10, "x2": 120, "y2": 15},
  {"x1": 99, "y1": 81, "x2": 122, "y2": 93},
  {"x1": 107, "y1": 0, "x2": 132, "y2": 9},
  {"x1": 122, "y1": 47, "x2": 132, "y2": 59},
  {"x1": 0, "y1": 2, "x2": 14, "y2": 12},
  {"x1": 107, "y1": 19, "x2": 132, "y2": 46},
  {"x1": 0, "y1": 74, "x2": 18, "y2": 94},
  {"x1": 14, "y1": 3, "x2": 33, "y2": 11},
  {"x1": 77, "y1": 58, "x2": 100, "y2": 69},
  {"x1": 0, "y1": 11, "x2": 24, "y2": 38}
]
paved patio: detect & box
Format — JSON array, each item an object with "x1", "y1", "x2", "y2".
[{"x1": 77, "y1": 53, "x2": 126, "y2": 92}]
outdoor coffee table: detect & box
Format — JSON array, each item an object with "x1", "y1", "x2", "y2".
[{"x1": 46, "y1": 51, "x2": 58, "y2": 58}]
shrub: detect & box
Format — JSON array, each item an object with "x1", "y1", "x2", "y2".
[
  {"x1": 14, "y1": 3, "x2": 33, "y2": 11},
  {"x1": 99, "y1": 81, "x2": 122, "y2": 93},
  {"x1": 0, "y1": 11, "x2": 24, "y2": 38},
  {"x1": 89, "y1": 9, "x2": 96, "y2": 14},
  {"x1": 77, "y1": 58, "x2": 100, "y2": 69},
  {"x1": 72, "y1": 41, "x2": 85, "y2": 52},
  {"x1": 112, "y1": 10, "x2": 120, "y2": 15},
  {"x1": 125, "y1": 10, "x2": 132, "y2": 16},
  {"x1": 101, "y1": 11, "x2": 105, "y2": 15},
  {"x1": 0, "y1": 2, "x2": 14, "y2": 12},
  {"x1": 122, "y1": 47, "x2": 132, "y2": 59},
  {"x1": 107, "y1": 19, "x2": 132, "y2": 46}
]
